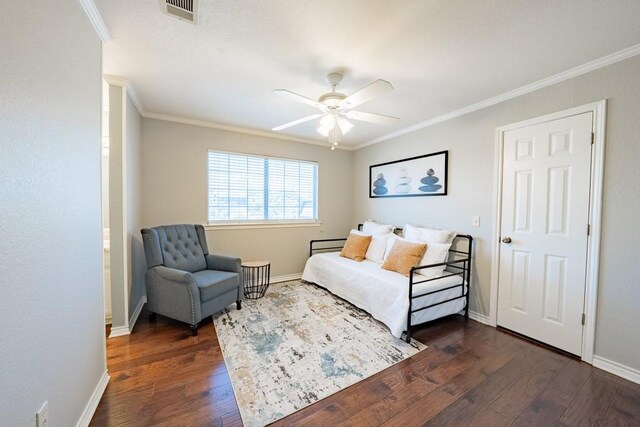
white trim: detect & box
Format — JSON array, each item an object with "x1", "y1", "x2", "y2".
[
  {"x1": 582, "y1": 101, "x2": 607, "y2": 364},
  {"x1": 593, "y1": 356, "x2": 640, "y2": 385},
  {"x1": 143, "y1": 111, "x2": 353, "y2": 150},
  {"x1": 75, "y1": 370, "x2": 110, "y2": 427},
  {"x1": 128, "y1": 296, "x2": 147, "y2": 333},
  {"x1": 271, "y1": 273, "x2": 303, "y2": 283},
  {"x1": 79, "y1": 0, "x2": 111, "y2": 43},
  {"x1": 108, "y1": 325, "x2": 130, "y2": 338},
  {"x1": 120, "y1": 86, "x2": 130, "y2": 331},
  {"x1": 98, "y1": 45, "x2": 640, "y2": 152},
  {"x1": 467, "y1": 310, "x2": 492, "y2": 326},
  {"x1": 205, "y1": 222, "x2": 322, "y2": 231},
  {"x1": 103, "y1": 75, "x2": 144, "y2": 116},
  {"x1": 489, "y1": 101, "x2": 606, "y2": 363},
  {"x1": 355, "y1": 44, "x2": 640, "y2": 150}
]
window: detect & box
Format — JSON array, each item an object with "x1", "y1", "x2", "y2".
[{"x1": 207, "y1": 151, "x2": 318, "y2": 224}]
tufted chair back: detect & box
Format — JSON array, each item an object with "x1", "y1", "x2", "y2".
[{"x1": 141, "y1": 224, "x2": 209, "y2": 273}]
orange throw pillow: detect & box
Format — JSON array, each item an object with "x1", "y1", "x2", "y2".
[
  {"x1": 340, "y1": 233, "x2": 373, "y2": 262},
  {"x1": 382, "y1": 240, "x2": 428, "y2": 276}
]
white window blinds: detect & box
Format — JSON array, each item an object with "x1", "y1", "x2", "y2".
[{"x1": 207, "y1": 151, "x2": 318, "y2": 223}]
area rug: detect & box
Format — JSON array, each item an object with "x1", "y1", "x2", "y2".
[{"x1": 212, "y1": 280, "x2": 426, "y2": 427}]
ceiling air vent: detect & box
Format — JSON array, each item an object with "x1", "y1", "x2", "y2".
[{"x1": 161, "y1": 0, "x2": 198, "y2": 24}]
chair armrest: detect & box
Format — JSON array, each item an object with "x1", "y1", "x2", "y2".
[
  {"x1": 154, "y1": 265, "x2": 195, "y2": 283},
  {"x1": 206, "y1": 254, "x2": 242, "y2": 273},
  {"x1": 145, "y1": 266, "x2": 201, "y2": 324}
]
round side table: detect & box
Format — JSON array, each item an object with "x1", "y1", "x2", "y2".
[{"x1": 242, "y1": 260, "x2": 271, "y2": 299}]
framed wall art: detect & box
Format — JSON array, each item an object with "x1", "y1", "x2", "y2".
[{"x1": 369, "y1": 150, "x2": 448, "y2": 198}]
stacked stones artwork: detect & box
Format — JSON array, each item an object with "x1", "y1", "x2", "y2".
[
  {"x1": 419, "y1": 168, "x2": 442, "y2": 192},
  {"x1": 372, "y1": 173, "x2": 388, "y2": 195},
  {"x1": 395, "y1": 167, "x2": 412, "y2": 194}
]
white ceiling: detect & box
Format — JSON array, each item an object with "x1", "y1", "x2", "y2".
[{"x1": 97, "y1": 0, "x2": 640, "y2": 147}]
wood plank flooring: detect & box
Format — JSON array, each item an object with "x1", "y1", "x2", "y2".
[{"x1": 91, "y1": 308, "x2": 640, "y2": 426}]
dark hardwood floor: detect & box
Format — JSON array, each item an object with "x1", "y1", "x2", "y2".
[{"x1": 91, "y1": 307, "x2": 640, "y2": 426}]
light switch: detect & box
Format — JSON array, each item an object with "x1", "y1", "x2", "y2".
[{"x1": 472, "y1": 216, "x2": 480, "y2": 227}]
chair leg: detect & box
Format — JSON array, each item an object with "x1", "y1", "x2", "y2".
[
  {"x1": 190, "y1": 323, "x2": 199, "y2": 336},
  {"x1": 236, "y1": 300, "x2": 242, "y2": 310},
  {"x1": 149, "y1": 312, "x2": 157, "y2": 322}
]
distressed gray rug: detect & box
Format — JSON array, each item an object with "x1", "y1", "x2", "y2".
[{"x1": 212, "y1": 280, "x2": 426, "y2": 426}]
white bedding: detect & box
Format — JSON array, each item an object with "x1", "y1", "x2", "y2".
[{"x1": 302, "y1": 252, "x2": 467, "y2": 338}]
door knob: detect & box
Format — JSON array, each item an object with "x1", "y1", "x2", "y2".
[{"x1": 501, "y1": 237, "x2": 512, "y2": 244}]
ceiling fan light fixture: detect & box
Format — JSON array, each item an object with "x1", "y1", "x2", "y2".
[
  {"x1": 337, "y1": 118, "x2": 353, "y2": 135},
  {"x1": 328, "y1": 124, "x2": 342, "y2": 145},
  {"x1": 319, "y1": 114, "x2": 335, "y2": 129},
  {"x1": 273, "y1": 72, "x2": 398, "y2": 150}
]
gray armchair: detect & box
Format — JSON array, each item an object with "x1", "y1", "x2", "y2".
[{"x1": 141, "y1": 224, "x2": 243, "y2": 335}]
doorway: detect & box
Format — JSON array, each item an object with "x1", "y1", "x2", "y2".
[
  {"x1": 102, "y1": 80, "x2": 112, "y2": 325},
  {"x1": 490, "y1": 101, "x2": 606, "y2": 362}
]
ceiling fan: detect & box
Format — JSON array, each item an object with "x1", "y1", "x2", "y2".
[{"x1": 272, "y1": 73, "x2": 399, "y2": 149}]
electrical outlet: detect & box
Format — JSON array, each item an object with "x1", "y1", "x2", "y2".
[
  {"x1": 472, "y1": 216, "x2": 480, "y2": 227},
  {"x1": 36, "y1": 401, "x2": 49, "y2": 427}
]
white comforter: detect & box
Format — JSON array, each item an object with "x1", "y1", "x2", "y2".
[{"x1": 302, "y1": 252, "x2": 467, "y2": 338}]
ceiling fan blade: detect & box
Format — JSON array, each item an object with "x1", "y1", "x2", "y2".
[
  {"x1": 345, "y1": 110, "x2": 399, "y2": 126},
  {"x1": 272, "y1": 113, "x2": 325, "y2": 131},
  {"x1": 340, "y1": 79, "x2": 393, "y2": 109},
  {"x1": 273, "y1": 89, "x2": 326, "y2": 110}
]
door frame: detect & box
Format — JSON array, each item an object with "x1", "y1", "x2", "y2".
[{"x1": 489, "y1": 100, "x2": 606, "y2": 363}]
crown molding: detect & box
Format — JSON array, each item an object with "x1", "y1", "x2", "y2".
[
  {"x1": 79, "y1": 0, "x2": 111, "y2": 43},
  {"x1": 102, "y1": 75, "x2": 144, "y2": 116},
  {"x1": 102, "y1": 75, "x2": 353, "y2": 150},
  {"x1": 142, "y1": 111, "x2": 354, "y2": 150},
  {"x1": 355, "y1": 43, "x2": 640, "y2": 150}
]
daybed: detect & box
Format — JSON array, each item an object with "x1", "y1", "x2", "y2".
[{"x1": 302, "y1": 224, "x2": 472, "y2": 342}]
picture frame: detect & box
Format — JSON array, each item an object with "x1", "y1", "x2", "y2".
[{"x1": 369, "y1": 150, "x2": 448, "y2": 198}]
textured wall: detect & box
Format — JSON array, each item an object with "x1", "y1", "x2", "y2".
[
  {"x1": 125, "y1": 94, "x2": 146, "y2": 321},
  {"x1": 108, "y1": 85, "x2": 126, "y2": 328},
  {"x1": 141, "y1": 119, "x2": 354, "y2": 277},
  {"x1": 353, "y1": 55, "x2": 640, "y2": 371},
  {"x1": 0, "y1": 1, "x2": 105, "y2": 425}
]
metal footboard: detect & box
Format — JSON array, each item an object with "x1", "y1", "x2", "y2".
[{"x1": 406, "y1": 235, "x2": 473, "y2": 343}]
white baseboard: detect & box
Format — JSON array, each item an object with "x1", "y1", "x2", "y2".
[
  {"x1": 128, "y1": 296, "x2": 147, "y2": 333},
  {"x1": 467, "y1": 310, "x2": 492, "y2": 325},
  {"x1": 271, "y1": 273, "x2": 303, "y2": 283},
  {"x1": 593, "y1": 355, "x2": 640, "y2": 385},
  {"x1": 108, "y1": 325, "x2": 130, "y2": 338},
  {"x1": 108, "y1": 296, "x2": 147, "y2": 338},
  {"x1": 75, "y1": 370, "x2": 110, "y2": 427}
]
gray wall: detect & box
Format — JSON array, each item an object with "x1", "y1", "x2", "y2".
[
  {"x1": 108, "y1": 86, "x2": 145, "y2": 329},
  {"x1": 0, "y1": 1, "x2": 105, "y2": 426},
  {"x1": 125, "y1": 94, "x2": 146, "y2": 322},
  {"x1": 141, "y1": 119, "x2": 354, "y2": 277},
  {"x1": 108, "y1": 85, "x2": 127, "y2": 327},
  {"x1": 353, "y1": 55, "x2": 640, "y2": 371}
]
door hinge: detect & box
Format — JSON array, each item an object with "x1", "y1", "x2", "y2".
[
  {"x1": 587, "y1": 224, "x2": 591, "y2": 236},
  {"x1": 591, "y1": 132, "x2": 595, "y2": 144},
  {"x1": 582, "y1": 313, "x2": 586, "y2": 325}
]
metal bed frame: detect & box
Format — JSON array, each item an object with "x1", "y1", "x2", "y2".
[{"x1": 309, "y1": 224, "x2": 473, "y2": 343}]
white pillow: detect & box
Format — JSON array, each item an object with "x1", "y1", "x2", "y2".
[
  {"x1": 404, "y1": 224, "x2": 456, "y2": 245},
  {"x1": 383, "y1": 235, "x2": 407, "y2": 261},
  {"x1": 384, "y1": 235, "x2": 451, "y2": 279},
  {"x1": 350, "y1": 229, "x2": 391, "y2": 264},
  {"x1": 362, "y1": 221, "x2": 394, "y2": 236},
  {"x1": 365, "y1": 233, "x2": 391, "y2": 264},
  {"x1": 416, "y1": 243, "x2": 452, "y2": 279}
]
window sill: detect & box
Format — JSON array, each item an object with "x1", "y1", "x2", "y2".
[{"x1": 205, "y1": 221, "x2": 322, "y2": 231}]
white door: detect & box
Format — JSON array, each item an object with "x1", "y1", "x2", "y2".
[{"x1": 497, "y1": 112, "x2": 593, "y2": 355}]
